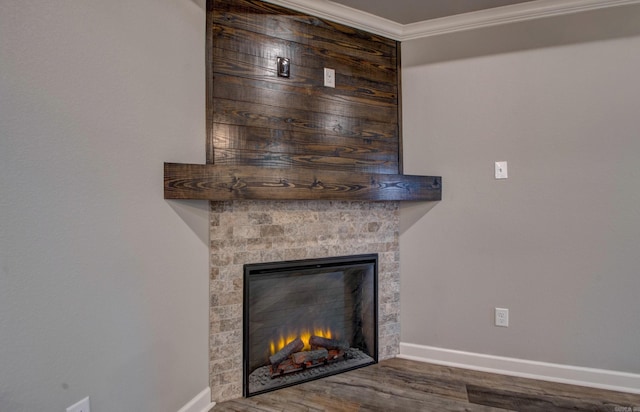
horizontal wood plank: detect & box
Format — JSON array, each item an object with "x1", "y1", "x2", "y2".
[
  {"x1": 212, "y1": 125, "x2": 398, "y2": 155},
  {"x1": 213, "y1": 27, "x2": 397, "y2": 87},
  {"x1": 213, "y1": 72, "x2": 397, "y2": 123},
  {"x1": 213, "y1": 148, "x2": 398, "y2": 174},
  {"x1": 213, "y1": 0, "x2": 397, "y2": 55},
  {"x1": 211, "y1": 124, "x2": 399, "y2": 173},
  {"x1": 213, "y1": 98, "x2": 398, "y2": 141},
  {"x1": 164, "y1": 163, "x2": 442, "y2": 201},
  {"x1": 211, "y1": 29, "x2": 394, "y2": 77}
]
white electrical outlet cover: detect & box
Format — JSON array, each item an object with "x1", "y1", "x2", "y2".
[
  {"x1": 495, "y1": 308, "x2": 509, "y2": 327},
  {"x1": 67, "y1": 396, "x2": 90, "y2": 412},
  {"x1": 324, "y1": 68, "x2": 335, "y2": 88}
]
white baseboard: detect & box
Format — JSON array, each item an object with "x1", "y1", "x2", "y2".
[
  {"x1": 177, "y1": 387, "x2": 216, "y2": 412},
  {"x1": 399, "y1": 342, "x2": 640, "y2": 395}
]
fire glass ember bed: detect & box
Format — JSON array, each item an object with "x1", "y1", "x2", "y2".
[{"x1": 243, "y1": 254, "x2": 378, "y2": 397}]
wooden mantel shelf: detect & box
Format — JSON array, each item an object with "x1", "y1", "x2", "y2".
[{"x1": 164, "y1": 163, "x2": 441, "y2": 202}]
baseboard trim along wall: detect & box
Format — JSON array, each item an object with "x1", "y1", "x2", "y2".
[
  {"x1": 177, "y1": 387, "x2": 216, "y2": 412},
  {"x1": 399, "y1": 342, "x2": 640, "y2": 395}
]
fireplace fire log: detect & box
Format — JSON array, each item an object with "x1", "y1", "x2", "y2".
[
  {"x1": 291, "y1": 348, "x2": 329, "y2": 365},
  {"x1": 309, "y1": 335, "x2": 349, "y2": 351},
  {"x1": 269, "y1": 337, "x2": 304, "y2": 368}
]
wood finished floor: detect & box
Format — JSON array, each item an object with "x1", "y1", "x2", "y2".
[{"x1": 211, "y1": 358, "x2": 640, "y2": 411}]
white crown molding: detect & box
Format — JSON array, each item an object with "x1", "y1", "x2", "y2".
[
  {"x1": 261, "y1": 0, "x2": 640, "y2": 41},
  {"x1": 261, "y1": 0, "x2": 404, "y2": 39},
  {"x1": 402, "y1": 0, "x2": 640, "y2": 40}
]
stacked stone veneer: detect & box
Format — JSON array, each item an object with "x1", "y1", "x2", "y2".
[{"x1": 209, "y1": 200, "x2": 400, "y2": 401}]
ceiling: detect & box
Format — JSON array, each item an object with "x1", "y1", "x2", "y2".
[{"x1": 327, "y1": 0, "x2": 537, "y2": 25}]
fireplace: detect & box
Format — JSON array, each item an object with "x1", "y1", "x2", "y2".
[
  {"x1": 167, "y1": 0, "x2": 441, "y2": 403},
  {"x1": 243, "y1": 254, "x2": 378, "y2": 396},
  {"x1": 209, "y1": 200, "x2": 401, "y2": 402}
]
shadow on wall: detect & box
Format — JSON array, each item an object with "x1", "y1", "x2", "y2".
[
  {"x1": 168, "y1": 200, "x2": 210, "y2": 246},
  {"x1": 403, "y1": 3, "x2": 640, "y2": 67},
  {"x1": 399, "y1": 201, "x2": 439, "y2": 235},
  {"x1": 190, "y1": 0, "x2": 205, "y2": 11}
]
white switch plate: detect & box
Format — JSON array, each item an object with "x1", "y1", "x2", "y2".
[
  {"x1": 495, "y1": 161, "x2": 508, "y2": 179},
  {"x1": 495, "y1": 308, "x2": 509, "y2": 327},
  {"x1": 67, "y1": 396, "x2": 90, "y2": 412},
  {"x1": 324, "y1": 68, "x2": 335, "y2": 88}
]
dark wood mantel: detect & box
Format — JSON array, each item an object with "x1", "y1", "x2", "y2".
[
  {"x1": 164, "y1": 163, "x2": 441, "y2": 201},
  {"x1": 163, "y1": 0, "x2": 442, "y2": 202}
]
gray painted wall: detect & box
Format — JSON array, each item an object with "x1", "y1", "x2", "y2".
[
  {"x1": 400, "y1": 4, "x2": 640, "y2": 374},
  {"x1": 0, "y1": 1, "x2": 209, "y2": 411},
  {"x1": 4, "y1": 1, "x2": 640, "y2": 409}
]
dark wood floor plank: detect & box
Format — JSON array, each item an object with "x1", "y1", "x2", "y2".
[
  {"x1": 467, "y1": 383, "x2": 640, "y2": 412},
  {"x1": 210, "y1": 358, "x2": 640, "y2": 412},
  {"x1": 314, "y1": 369, "x2": 504, "y2": 412},
  {"x1": 390, "y1": 358, "x2": 640, "y2": 406}
]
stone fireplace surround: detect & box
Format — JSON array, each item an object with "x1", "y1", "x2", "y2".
[{"x1": 209, "y1": 199, "x2": 401, "y2": 402}]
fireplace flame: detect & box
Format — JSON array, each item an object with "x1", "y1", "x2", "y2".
[{"x1": 269, "y1": 327, "x2": 333, "y2": 355}]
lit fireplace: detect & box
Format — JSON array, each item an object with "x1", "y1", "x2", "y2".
[
  {"x1": 243, "y1": 254, "x2": 378, "y2": 396},
  {"x1": 269, "y1": 326, "x2": 334, "y2": 356}
]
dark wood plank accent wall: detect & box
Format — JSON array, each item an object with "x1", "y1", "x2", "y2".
[
  {"x1": 163, "y1": 0, "x2": 441, "y2": 202},
  {"x1": 207, "y1": 0, "x2": 401, "y2": 175}
]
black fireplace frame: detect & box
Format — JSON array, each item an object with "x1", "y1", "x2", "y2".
[{"x1": 242, "y1": 254, "x2": 379, "y2": 397}]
